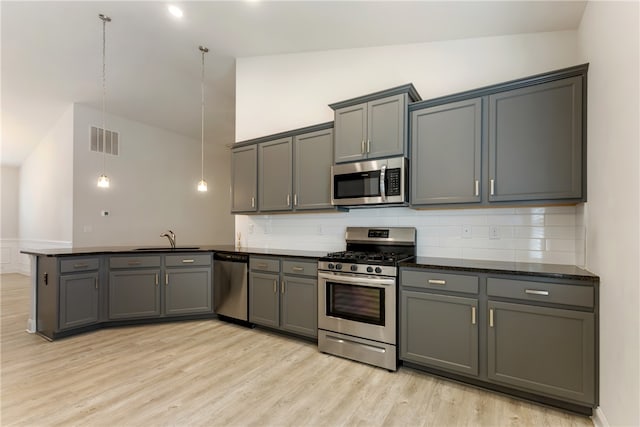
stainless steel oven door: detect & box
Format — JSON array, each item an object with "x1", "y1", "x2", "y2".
[{"x1": 318, "y1": 271, "x2": 396, "y2": 345}]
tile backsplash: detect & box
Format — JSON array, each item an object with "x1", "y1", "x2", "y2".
[{"x1": 235, "y1": 205, "x2": 586, "y2": 266}]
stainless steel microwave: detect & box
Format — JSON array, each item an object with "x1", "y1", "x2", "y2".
[{"x1": 331, "y1": 157, "x2": 408, "y2": 207}]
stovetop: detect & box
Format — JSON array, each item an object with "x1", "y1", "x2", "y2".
[{"x1": 320, "y1": 251, "x2": 414, "y2": 266}]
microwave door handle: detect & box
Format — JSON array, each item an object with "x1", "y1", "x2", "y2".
[{"x1": 380, "y1": 165, "x2": 387, "y2": 201}]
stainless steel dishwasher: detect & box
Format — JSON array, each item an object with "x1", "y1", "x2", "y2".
[{"x1": 213, "y1": 252, "x2": 249, "y2": 322}]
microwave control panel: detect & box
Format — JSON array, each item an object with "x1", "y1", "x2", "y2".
[{"x1": 386, "y1": 168, "x2": 401, "y2": 196}]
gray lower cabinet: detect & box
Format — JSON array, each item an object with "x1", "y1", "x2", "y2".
[
  {"x1": 488, "y1": 76, "x2": 583, "y2": 202},
  {"x1": 401, "y1": 290, "x2": 479, "y2": 376},
  {"x1": 59, "y1": 272, "x2": 100, "y2": 330},
  {"x1": 259, "y1": 137, "x2": 293, "y2": 212},
  {"x1": 487, "y1": 300, "x2": 595, "y2": 405},
  {"x1": 249, "y1": 257, "x2": 317, "y2": 338},
  {"x1": 231, "y1": 145, "x2": 258, "y2": 213},
  {"x1": 294, "y1": 128, "x2": 333, "y2": 210},
  {"x1": 411, "y1": 98, "x2": 482, "y2": 205},
  {"x1": 109, "y1": 269, "x2": 161, "y2": 319},
  {"x1": 165, "y1": 253, "x2": 213, "y2": 316}
]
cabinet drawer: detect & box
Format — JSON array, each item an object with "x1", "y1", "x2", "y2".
[
  {"x1": 109, "y1": 256, "x2": 161, "y2": 269},
  {"x1": 165, "y1": 254, "x2": 211, "y2": 267},
  {"x1": 60, "y1": 257, "x2": 100, "y2": 273},
  {"x1": 282, "y1": 259, "x2": 317, "y2": 277},
  {"x1": 487, "y1": 278, "x2": 593, "y2": 308},
  {"x1": 250, "y1": 257, "x2": 280, "y2": 273},
  {"x1": 401, "y1": 269, "x2": 479, "y2": 294}
]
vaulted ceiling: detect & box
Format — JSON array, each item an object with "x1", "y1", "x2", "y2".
[{"x1": 1, "y1": 1, "x2": 587, "y2": 166}]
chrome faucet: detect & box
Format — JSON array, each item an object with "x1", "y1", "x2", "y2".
[{"x1": 160, "y1": 230, "x2": 176, "y2": 249}]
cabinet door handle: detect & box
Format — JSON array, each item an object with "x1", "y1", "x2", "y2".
[
  {"x1": 490, "y1": 179, "x2": 495, "y2": 196},
  {"x1": 293, "y1": 194, "x2": 298, "y2": 206},
  {"x1": 155, "y1": 274, "x2": 159, "y2": 286},
  {"x1": 251, "y1": 197, "x2": 255, "y2": 208},
  {"x1": 95, "y1": 278, "x2": 99, "y2": 289},
  {"x1": 471, "y1": 306, "x2": 476, "y2": 325},
  {"x1": 287, "y1": 194, "x2": 290, "y2": 206},
  {"x1": 182, "y1": 259, "x2": 195, "y2": 264},
  {"x1": 165, "y1": 273, "x2": 169, "y2": 286},
  {"x1": 525, "y1": 289, "x2": 550, "y2": 296},
  {"x1": 127, "y1": 261, "x2": 141, "y2": 266},
  {"x1": 273, "y1": 279, "x2": 277, "y2": 293},
  {"x1": 73, "y1": 263, "x2": 89, "y2": 268},
  {"x1": 292, "y1": 266, "x2": 304, "y2": 272},
  {"x1": 281, "y1": 281, "x2": 286, "y2": 294},
  {"x1": 474, "y1": 180, "x2": 479, "y2": 197},
  {"x1": 428, "y1": 279, "x2": 446, "y2": 285},
  {"x1": 366, "y1": 139, "x2": 371, "y2": 153},
  {"x1": 489, "y1": 308, "x2": 494, "y2": 328},
  {"x1": 361, "y1": 140, "x2": 365, "y2": 154}
]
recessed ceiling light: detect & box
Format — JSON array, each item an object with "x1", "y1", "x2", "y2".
[{"x1": 168, "y1": 5, "x2": 183, "y2": 18}]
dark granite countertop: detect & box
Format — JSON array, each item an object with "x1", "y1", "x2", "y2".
[
  {"x1": 401, "y1": 257, "x2": 598, "y2": 282},
  {"x1": 21, "y1": 245, "x2": 326, "y2": 260}
]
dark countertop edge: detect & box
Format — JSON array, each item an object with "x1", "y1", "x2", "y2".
[
  {"x1": 20, "y1": 245, "x2": 327, "y2": 260},
  {"x1": 400, "y1": 257, "x2": 599, "y2": 282}
]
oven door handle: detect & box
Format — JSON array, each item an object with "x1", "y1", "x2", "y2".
[{"x1": 318, "y1": 271, "x2": 395, "y2": 287}]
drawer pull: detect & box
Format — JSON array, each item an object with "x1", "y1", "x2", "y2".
[
  {"x1": 182, "y1": 259, "x2": 195, "y2": 264},
  {"x1": 292, "y1": 266, "x2": 304, "y2": 272},
  {"x1": 127, "y1": 261, "x2": 142, "y2": 266},
  {"x1": 257, "y1": 263, "x2": 268, "y2": 269},
  {"x1": 471, "y1": 306, "x2": 476, "y2": 325},
  {"x1": 428, "y1": 279, "x2": 446, "y2": 285},
  {"x1": 73, "y1": 263, "x2": 89, "y2": 268},
  {"x1": 489, "y1": 308, "x2": 494, "y2": 328},
  {"x1": 525, "y1": 289, "x2": 550, "y2": 296}
]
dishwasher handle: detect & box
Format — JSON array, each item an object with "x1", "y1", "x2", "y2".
[{"x1": 214, "y1": 252, "x2": 249, "y2": 263}]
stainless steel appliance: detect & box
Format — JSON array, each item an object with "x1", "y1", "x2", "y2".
[
  {"x1": 331, "y1": 157, "x2": 408, "y2": 207},
  {"x1": 213, "y1": 252, "x2": 248, "y2": 321},
  {"x1": 318, "y1": 227, "x2": 416, "y2": 371}
]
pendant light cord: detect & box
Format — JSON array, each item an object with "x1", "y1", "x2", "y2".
[
  {"x1": 201, "y1": 48, "x2": 205, "y2": 182},
  {"x1": 100, "y1": 14, "x2": 111, "y2": 176}
]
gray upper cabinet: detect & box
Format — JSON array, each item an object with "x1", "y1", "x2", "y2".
[
  {"x1": 259, "y1": 137, "x2": 293, "y2": 212},
  {"x1": 487, "y1": 300, "x2": 595, "y2": 405},
  {"x1": 411, "y1": 98, "x2": 482, "y2": 205},
  {"x1": 331, "y1": 84, "x2": 421, "y2": 163},
  {"x1": 294, "y1": 128, "x2": 334, "y2": 210},
  {"x1": 231, "y1": 145, "x2": 257, "y2": 213},
  {"x1": 488, "y1": 76, "x2": 583, "y2": 202}
]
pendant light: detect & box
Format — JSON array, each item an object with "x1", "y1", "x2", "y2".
[
  {"x1": 197, "y1": 45, "x2": 209, "y2": 192},
  {"x1": 97, "y1": 13, "x2": 111, "y2": 188}
]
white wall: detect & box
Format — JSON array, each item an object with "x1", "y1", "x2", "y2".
[
  {"x1": 72, "y1": 104, "x2": 234, "y2": 247},
  {"x1": 1, "y1": 165, "x2": 22, "y2": 273},
  {"x1": 578, "y1": 2, "x2": 640, "y2": 426},
  {"x1": 235, "y1": 31, "x2": 585, "y2": 264}
]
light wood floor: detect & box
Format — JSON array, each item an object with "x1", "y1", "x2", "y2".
[{"x1": 1, "y1": 273, "x2": 592, "y2": 427}]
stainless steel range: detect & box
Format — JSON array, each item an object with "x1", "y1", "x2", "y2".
[{"x1": 317, "y1": 227, "x2": 416, "y2": 371}]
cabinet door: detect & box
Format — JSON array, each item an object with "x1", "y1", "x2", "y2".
[
  {"x1": 334, "y1": 102, "x2": 367, "y2": 163},
  {"x1": 109, "y1": 270, "x2": 161, "y2": 319},
  {"x1": 281, "y1": 275, "x2": 317, "y2": 338},
  {"x1": 411, "y1": 98, "x2": 482, "y2": 205},
  {"x1": 231, "y1": 145, "x2": 257, "y2": 213},
  {"x1": 259, "y1": 137, "x2": 292, "y2": 211},
  {"x1": 59, "y1": 272, "x2": 99, "y2": 330},
  {"x1": 249, "y1": 272, "x2": 279, "y2": 328},
  {"x1": 401, "y1": 290, "x2": 479, "y2": 376},
  {"x1": 488, "y1": 77, "x2": 583, "y2": 202},
  {"x1": 368, "y1": 94, "x2": 407, "y2": 159},
  {"x1": 487, "y1": 300, "x2": 595, "y2": 404},
  {"x1": 294, "y1": 128, "x2": 333, "y2": 210},
  {"x1": 165, "y1": 267, "x2": 212, "y2": 316}
]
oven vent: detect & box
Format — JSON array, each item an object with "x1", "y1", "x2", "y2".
[{"x1": 90, "y1": 126, "x2": 119, "y2": 156}]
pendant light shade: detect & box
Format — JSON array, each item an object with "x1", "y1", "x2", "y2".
[
  {"x1": 97, "y1": 13, "x2": 111, "y2": 189},
  {"x1": 197, "y1": 45, "x2": 209, "y2": 192}
]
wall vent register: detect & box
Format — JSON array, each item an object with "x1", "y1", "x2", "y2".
[{"x1": 90, "y1": 126, "x2": 119, "y2": 156}]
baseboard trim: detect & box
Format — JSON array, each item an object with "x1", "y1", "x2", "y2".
[{"x1": 592, "y1": 407, "x2": 609, "y2": 427}]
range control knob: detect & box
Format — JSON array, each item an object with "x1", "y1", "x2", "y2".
[
  {"x1": 366, "y1": 266, "x2": 374, "y2": 273},
  {"x1": 335, "y1": 263, "x2": 343, "y2": 270},
  {"x1": 350, "y1": 265, "x2": 358, "y2": 272},
  {"x1": 375, "y1": 267, "x2": 382, "y2": 274},
  {"x1": 328, "y1": 263, "x2": 335, "y2": 270}
]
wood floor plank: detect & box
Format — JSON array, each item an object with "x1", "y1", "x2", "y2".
[{"x1": 1, "y1": 273, "x2": 593, "y2": 426}]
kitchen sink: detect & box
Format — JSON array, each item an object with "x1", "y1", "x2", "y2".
[{"x1": 134, "y1": 246, "x2": 200, "y2": 251}]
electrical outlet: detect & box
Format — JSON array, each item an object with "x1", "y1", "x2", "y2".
[
  {"x1": 101, "y1": 210, "x2": 109, "y2": 217},
  {"x1": 489, "y1": 225, "x2": 499, "y2": 239},
  {"x1": 462, "y1": 225, "x2": 472, "y2": 239}
]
